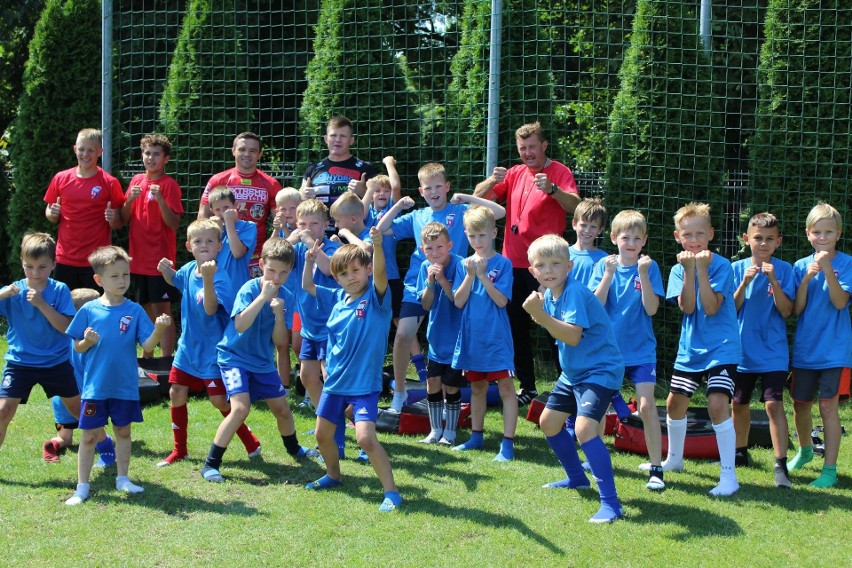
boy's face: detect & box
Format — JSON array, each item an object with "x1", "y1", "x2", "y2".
[
  {"x1": 465, "y1": 224, "x2": 497, "y2": 255},
  {"x1": 372, "y1": 183, "x2": 392, "y2": 210},
  {"x1": 421, "y1": 235, "x2": 453, "y2": 266},
  {"x1": 232, "y1": 137, "x2": 262, "y2": 174},
  {"x1": 186, "y1": 230, "x2": 222, "y2": 263},
  {"x1": 74, "y1": 137, "x2": 103, "y2": 171},
  {"x1": 21, "y1": 255, "x2": 56, "y2": 287},
  {"x1": 806, "y1": 218, "x2": 841, "y2": 254},
  {"x1": 744, "y1": 225, "x2": 781, "y2": 263},
  {"x1": 259, "y1": 258, "x2": 292, "y2": 287},
  {"x1": 674, "y1": 215, "x2": 714, "y2": 254},
  {"x1": 209, "y1": 199, "x2": 235, "y2": 225},
  {"x1": 528, "y1": 254, "x2": 572, "y2": 291},
  {"x1": 515, "y1": 134, "x2": 548, "y2": 172},
  {"x1": 324, "y1": 125, "x2": 354, "y2": 159},
  {"x1": 611, "y1": 229, "x2": 646, "y2": 262},
  {"x1": 94, "y1": 260, "x2": 131, "y2": 297},
  {"x1": 297, "y1": 213, "x2": 327, "y2": 241},
  {"x1": 418, "y1": 175, "x2": 450, "y2": 209},
  {"x1": 333, "y1": 213, "x2": 359, "y2": 232},
  {"x1": 141, "y1": 144, "x2": 169, "y2": 176},
  {"x1": 572, "y1": 218, "x2": 604, "y2": 248},
  {"x1": 333, "y1": 259, "x2": 372, "y2": 296},
  {"x1": 276, "y1": 198, "x2": 299, "y2": 225}
]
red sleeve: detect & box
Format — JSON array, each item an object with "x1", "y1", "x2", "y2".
[
  {"x1": 550, "y1": 164, "x2": 578, "y2": 195},
  {"x1": 107, "y1": 176, "x2": 125, "y2": 208},
  {"x1": 44, "y1": 171, "x2": 63, "y2": 204},
  {"x1": 163, "y1": 176, "x2": 185, "y2": 214}
]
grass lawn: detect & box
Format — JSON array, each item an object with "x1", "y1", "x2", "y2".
[{"x1": 1, "y1": 347, "x2": 851, "y2": 566}]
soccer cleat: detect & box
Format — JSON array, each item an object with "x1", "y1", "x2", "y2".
[
  {"x1": 43, "y1": 439, "x2": 62, "y2": 463},
  {"x1": 639, "y1": 459, "x2": 683, "y2": 473},
  {"x1": 355, "y1": 449, "x2": 370, "y2": 463},
  {"x1": 305, "y1": 475, "x2": 342, "y2": 490},
  {"x1": 774, "y1": 465, "x2": 793, "y2": 489},
  {"x1": 646, "y1": 475, "x2": 666, "y2": 491},
  {"x1": 298, "y1": 397, "x2": 314, "y2": 409},
  {"x1": 516, "y1": 389, "x2": 538, "y2": 407},
  {"x1": 437, "y1": 436, "x2": 455, "y2": 446},
  {"x1": 247, "y1": 446, "x2": 262, "y2": 459},
  {"x1": 295, "y1": 446, "x2": 320, "y2": 459},
  {"x1": 378, "y1": 491, "x2": 402, "y2": 512},
  {"x1": 419, "y1": 431, "x2": 443, "y2": 444},
  {"x1": 156, "y1": 450, "x2": 187, "y2": 468},
  {"x1": 200, "y1": 466, "x2": 225, "y2": 483}
]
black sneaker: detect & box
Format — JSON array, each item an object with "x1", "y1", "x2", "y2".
[
  {"x1": 516, "y1": 389, "x2": 538, "y2": 406},
  {"x1": 734, "y1": 448, "x2": 750, "y2": 467}
]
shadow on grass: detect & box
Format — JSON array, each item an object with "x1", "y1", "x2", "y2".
[{"x1": 627, "y1": 497, "x2": 743, "y2": 540}]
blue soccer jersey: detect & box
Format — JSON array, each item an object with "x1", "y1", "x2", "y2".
[
  {"x1": 416, "y1": 254, "x2": 464, "y2": 364},
  {"x1": 172, "y1": 261, "x2": 235, "y2": 379},
  {"x1": 217, "y1": 219, "x2": 257, "y2": 292},
  {"x1": 792, "y1": 251, "x2": 852, "y2": 369},
  {"x1": 293, "y1": 238, "x2": 341, "y2": 342},
  {"x1": 322, "y1": 282, "x2": 393, "y2": 396},
  {"x1": 666, "y1": 253, "x2": 742, "y2": 372},
  {"x1": 570, "y1": 246, "x2": 607, "y2": 286},
  {"x1": 217, "y1": 278, "x2": 295, "y2": 374},
  {"x1": 364, "y1": 212, "x2": 400, "y2": 280},
  {"x1": 0, "y1": 278, "x2": 75, "y2": 367},
  {"x1": 589, "y1": 258, "x2": 665, "y2": 366},
  {"x1": 451, "y1": 254, "x2": 515, "y2": 372},
  {"x1": 732, "y1": 257, "x2": 795, "y2": 373},
  {"x1": 66, "y1": 299, "x2": 155, "y2": 400},
  {"x1": 392, "y1": 204, "x2": 471, "y2": 303},
  {"x1": 545, "y1": 279, "x2": 624, "y2": 390}
]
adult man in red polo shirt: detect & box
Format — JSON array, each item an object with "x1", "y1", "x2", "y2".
[{"x1": 474, "y1": 122, "x2": 580, "y2": 405}]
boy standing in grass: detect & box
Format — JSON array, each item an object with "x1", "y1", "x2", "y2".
[
  {"x1": 417, "y1": 222, "x2": 464, "y2": 445},
  {"x1": 155, "y1": 219, "x2": 261, "y2": 467},
  {"x1": 208, "y1": 186, "x2": 257, "y2": 292},
  {"x1": 451, "y1": 207, "x2": 518, "y2": 461},
  {"x1": 303, "y1": 228, "x2": 401, "y2": 512},
  {"x1": 656, "y1": 203, "x2": 741, "y2": 497},
  {"x1": 522, "y1": 235, "x2": 624, "y2": 523},
  {"x1": 200, "y1": 238, "x2": 318, "y2": 482},
  {"x1": 65, "y1": 246, "x2": 171, "y2": 505},
  {"x1": 788, "y1": 202, "x2": 851, "y2": 488},
  {"x1": 731, "y1": 212, "x2": 795, "y2": 488},
  {"x1": 0, "y1": 233, "x2": 81, "y2": 453},
  {"x1": 589, "y1": 210, "x2": 666, "y2": 491},
  {"x1": 376, "y1": 163, "x2": 504, "y2": 412},
  {"x1": 569, "y1": 198, "x2": 608, "y2": 285}
]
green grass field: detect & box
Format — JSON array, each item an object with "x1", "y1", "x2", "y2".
[{"x1": 0, "y1": 345, "x2": 850, "y2": 567}]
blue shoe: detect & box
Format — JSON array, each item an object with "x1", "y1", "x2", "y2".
[
  {"x1": 295, "y1": 446, "x2": 320, "y2": 459},
  {"x1": 589, "y1": 502, "x2": 623, "y2": 524},
  {"x1": 452, "y1": 439, "x2": 484, "y2": 451},
  {"x1": 356, "y1": 449, "x2": 370, "y2": 463},
  {"x1": 305, "y1": 474, "x2": 341, "y2": 490},
  {"x1": 379, "y1": 491, "x2": 402, "y2": 512},
  {"x1": 542, "y1": 477, "x2": 591, "y2": 490},
  {"x1": 200, "y1": 466, "x2": 225, "y2": 483}
]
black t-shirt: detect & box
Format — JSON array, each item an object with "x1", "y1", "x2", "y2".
[{"x1": 302, "y1": 156, "x2": 377, "y2": 206}]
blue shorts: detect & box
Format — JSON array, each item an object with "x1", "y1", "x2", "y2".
[
  {"x1": 546, "y1": 381, "x2": 616, "y2": 422},
  {"x1": 52, "y1": 396, "x2": 77, "y2": 426},
  {"x1": 398, "y1": 300, "x2": 427, "y2": 320},
  {"x1": 219, "y1": 365, "x2": 287, "y2": 403},
  {"x1": 79, "y1": 398, "x2": 143, "y2": 429},
  {"x1": 316, "y1": 391, "x2": 381, "y2": 424},
  {"x1": 625, "y1": 363, "x2": 657, "y2": 386},
  {"x1": 0, "y1": 361, "x2": 78, "y2": 403},
  {"x1": 299, "y1": 337, "x2": 327, "y2": 362}
]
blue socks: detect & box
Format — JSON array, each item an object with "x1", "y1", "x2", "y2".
[
  {"x1": 305, "y1": 474, "x2": 342, "y2": 490},
  {"x1": 411, "y1": 354, "x2": 427, "y2": 382},
  {"x1": 545, "y1": 429, "x2": 589, "y2": 488},
  {"x1": 581, "y1": 436, "x2": 622, "y2": 522},
  {"x1": 611, "y1": 392, "x2": 631, "y2": 420},
  {"x1": 334, "y1": 413, "x2": 347, "y2": 459},
  {"x1": 452, "y1": 430, "x2": 484, "y2": 451},
  {"x1": 379, "y1": 491, "x2": 402, "y2": 512},
  {"x1": 493, "y1": 437, "x2": 515, "y2": 461},
  {"x1": 94, "y1": 435, "x2": 116, "y2": 468}
]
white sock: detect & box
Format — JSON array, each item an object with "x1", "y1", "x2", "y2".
[
  {"x1": 116, "y1": 476, "x2": 144, "y2": 494},
  {"x1": 65, "y1": 483, "x2": 90, "y2": 506},
  {"x1": 390, "y1": 391, "x2": 407, "y2": 411},
  {"x1": 712, "y1": 418, "x2": 737, "y2": 481},
  {"x1": 663, "y1": 417, "x2": 687, "y2": 469}
]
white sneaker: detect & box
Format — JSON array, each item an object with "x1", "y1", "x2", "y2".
[{"x1": 419, "y1": 431, "x2": 443, "y2": 444}]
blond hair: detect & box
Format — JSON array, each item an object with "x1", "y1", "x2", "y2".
[
  {"x1": 673, "y1": 202, "x2": 712, "y2": 230},
  {"x1": 275, "y1": 186, "x2": 301, "y2": 207},
  {"x1": 367, "y1": 175, "x2": 391, "y2": 193},
  {"x1": 573, "y1": 197, "x2": 607, "y2": 227},
  {"x1": 418, "y1": 162, "x2": 447, "y2": 184},
  {"x1": 187, "y1": 218, "x2": 222, "y2": 241},
  {"x1": 805, "y1": 201, "x2": 843, "y2": 232},
  {"x1": 330, "y1": 192, "x2": 364, "y2": 219},
  {"x1": 610, "y1": 210, "x2": 647, "y2": 237},
  {"x1": 76, "y1": 128, "x2": 102, "y2": 146},
  {"x1": 330, "y1": 244, "x2": 371, "y2": 278},
  {"x1": 528, "y1": 234, "x2": 571, "y2": 265},
  {"x1": 421, "y1": 222, "x2": 450, "y2": 243},
  {"x1": 515, "y1": 122, "x2": 547, "y2": 143},
  {"x1": 20, "y1": 232, "x2": 56, "y2": 261},
  {"x1": 88, "y1": 246, "x2": 131, "y2": 274},
  {"x1": 296, "y1": 199, "x2": 329, "y2": 222},
  {"x1": 71, "y1": 288, "x2": 100, "y2": 310},
  {"x1": 463, "y1": 205, "x2": 495, "y2": 232}
]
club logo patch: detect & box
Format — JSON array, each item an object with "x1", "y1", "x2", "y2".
[
  {"x1": 487, "y1": 268, "x2": 499, "y2": 283},
  {"x1": 250, "y1": 203, "x2": 265, "y2": 220},
  {"x1": 2, "y1": 373, "x2": 11, "y2": 389},
  {"x1": 356, "y1": 299, "x2": 368, "y2": 319},
  {"x1": 196, "y1": 290, "x2": 204, "y2": 304},
  {"x1": 445, "y1": 214, "x2": 455, "y2": 227},
  {"x1": 91, "y1": 186, "x2": 102, "y2": 199},
  {"x1": 119, "y1": 315, "x2": 133, "y2": 334},
  {"x1": 634, "y1": 276, "x2": 642, "y2": 290},
  {"x1": 83, "y1": 402, "x2": 97, "y2": 416}
]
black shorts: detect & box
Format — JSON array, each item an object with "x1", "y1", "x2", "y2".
[
  {"x1": 53, "y1": 263, "x2": 97, "y2": 291},
  {"x1": 388, "y1": 278, "x2": 404, "y2": 319},
  {"x1": 426, "y1": 360, "x2": 464, "y2": 388},
  {"x1": 733, "y1": 370, "x2": 787, "y2": 404},
  {"x1": 131, "y1": 273, "x2": 179, "y2": 304},
  {"x1": 669, "y1": 364, "x2": 737, "y2": 400},
  {"x1": 0, "y1": 361, "x2": 79, "y2": 403}
]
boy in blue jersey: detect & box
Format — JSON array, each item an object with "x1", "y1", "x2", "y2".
[
  {"x1": 303, "y1": 228, "x2": 402, "y2": 512},
  {"x1": 660, "y1": 203, "x2": 741, "y2": 497},
  {"x1": 522, "y1": 235, "x2": 625, "y2": 523},
  {"x1": 271, "y1": 186, "x2": 303, "y2": 388},
  {"x1": 331, "y1": 191, "x2": 371, "y2": 246},
  {"x1": 731, "y1": 212, "x2": 795, "y2": 488},
  {"x1": 272, "y1": 186, "x2": 302, "y2": 240},
  {"x1": 0, "y1": 233, "x2": 81, "y2": 455},
  {"x1": 65, "y1": 246, "x2": 172, "y2": 505},
  {"x1": 200, "y1": 237, "x2": 318, "y2": 482},
  {"x1": 361, "y1": 157, "x2": 402, "y2": 228},
  {"x1": 589, "y1": 210, "x2": 666, "y2": 491},
  {"x1": 451, "y1": 207, "x2": 517, "y2": 460},
  {"x1": 155, "y1": 219, "x2": 261, "y2": 467},
  {"x1": 209, "y1": 186, "x2": 257, "y2": 291},
  {"x1": 788, "y1": 202, "x2": 852, "y2": 488},
  {"x1": 569, "y1": 198, "x2": 608, "y2": 285},
  {"x1": 416, "y1": 222, "x2": 464, "y2": 445},
  {"x1": 42, "y1": 287, "x2": 116, "y2": 467},
  {"x1": 377, "y1": 162, "x2": 505, "y2": 412}
]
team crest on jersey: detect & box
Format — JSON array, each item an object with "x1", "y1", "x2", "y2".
[
  {"x1": 634, "y1": 276, "x2": 642, "y2": 290},
  {"x1": 195, "y1": 290, "x2": 204, "y2": 304},
  {"x1": 767, "y1": 283, "x2": 774, "y2": 296},
  {"x1": 446, "y1": 214, "x2": 456, "y2": 227},
  {"x1": 91, "y1": 186, "x2": 102, "y2": 199},
  {"x1": 119, "y1": 315, "x2": 133, "y2": 334},
  {"x1": 356, "y1": 299, "x2": 368, "y2": 319},
  {"x1": 487, "y1": 268, "x2": 500, "y2": 283},
  {"x1": 250, "y1": 203, "x2": 265, "y2": 220}
]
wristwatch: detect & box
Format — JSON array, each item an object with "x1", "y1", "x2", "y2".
[{"x1": 547, "y1": 184, "x2": 559, "y2": 196}]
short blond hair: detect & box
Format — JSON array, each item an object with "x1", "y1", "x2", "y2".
[
  {"x1": 528, "y1": 234, "x2": 571, "y2": 265},
  {"x1": 187, "y1": 218, "x2": 222, "y2": 241},
  {"x1": 573, "y1": 197, "x2": 607, "y2": 227},
  {"x1": 330, "y1": 192, "x2": 364, "y2": 219},
  {"x1": 296, "y1": 199, "x2": 329, "y2": 222},
  {"x1": 71, "y1": 288, "x2": 100, "y2": 310},
  {"x1": 88, "y1": 246, "x2": 131, "y2": 275},
  {"x1": 805, "y1": 201, "x2": 843, "y2": 232},
  {"x1": 515, "y1": 122, "x2": 546, "y2": 143},
  {"x1": 76, "y1": 128, "x2": 102, "y2": 146},
  {"x1": 463, "y1": 206, "x2": 495, "y2": 233},
  {"x1": 418, "y1": 162, "x2": 447, "y2": 185},
  {"x1": 421, "y1": 222, "x2": 450, "y2": 243},
  {"x1": 330, "y1": 244, "x2": 371, "y2": 278},
  {"x1": 367, "y1": 175, "x2": 391, "y2": 193},
  {"x1": 673, "y1": 202, "x2": 712, "y2": 230},
  {"x1": 275, "y1": 186, "x2": 301, "y2": 207},
  {"x1": 610, "y1": 210, "x2": 647, "y2": 237},
  {"x1": 20, "y1": 232, "x2": 56, "y2": 261}
]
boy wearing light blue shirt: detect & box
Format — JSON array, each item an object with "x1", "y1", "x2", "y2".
[
  {"x1": 569, "y1": 198, "x2": 608, "y2": 285},
  {"x1": 208, "y1": 186, "x2": 257, "y2": 291}
]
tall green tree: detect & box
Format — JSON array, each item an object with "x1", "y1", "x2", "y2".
[
  {"x1": 0, "y1": 1, "x2": 46, "y2": 137},
  {"x1": 7, "y1": 0, "x2": 101, "y2": 279},
  {"x1": 751, "y1": 1, "x2": 852, "y2": 256}
]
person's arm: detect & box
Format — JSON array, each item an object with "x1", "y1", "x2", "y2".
[
  {"x1": 371, "y1": 227, "x2": 387, "y2": 298},
  {"x1": 762, "y1": 262, "x2": 793, "y2": 318},
  {"x1": 104, "y1": 201, "x2": 123, "y2": 229},
  {"x1": 794, "y1": 262, "x2": 818, "y2": 315},
  {"x1": 695, "y1": 252, "x2": 723, "y2": 316},
  {"x1": 384, "y1": 156, "x2": 403, "y2": 203},
  {"x1": 0, "y1": 284, "x2": 20, "y2": 301},
  {"x1": 453, "y1": 258, "x2": 477, "y2": 309},
  {"x1": 816, "y1": 251, "x2": 851, "y2": 310},
  {"x1": 450, "y1": 193, "x2": 506, "y2": 221},
  {"x1": 522, "y1": 291, "x2": 583, "y2": 346},
  {"x1": 150, "y1": 184, "x2": 182, "y2": 232},
  {"x1": 200, "y1": 260, "x2": 220, "y2": 316},
  {"x1": 422, "y1": 262, "x2": 452, "y2": 311},
  {"x1": 677, "y1": 252, "x2": 697, "y2": 315},
  {"x1": 234, "y1": 280, "x2": 278, "y2": 333},
  {"x1": 360, "y1": 184, "x2": 375, "y2": 219},
  {"x1": 223, "y1": 210, "x2": 249, "y2": 259},
  {"x1": 75, "y1": 327, "x2": 100, "y2": 353},
  {"x1": 121, "y1": 184, "x2": 142, "y2": 224},
  {"x1": 477, "y1": 261, "x2": 508, "y2": 308},
  {"x1": 141, "y1": 314, "x2": 171, "y2": 353},
  {"x1": 376, "y1": 196, "x2": 415, "y2": 234},
  {"x1": 733, "y1": 265, "x2": 757, "y2": 312},
  {"x1": 26, "y1": 288, "x2": 72, "y2": 333},
  {"x1": 270, "y1": 296, "x2": 289, "y2": 347},
  {"x1": 157, "y1": 258, "x2": 177, "y2": 286},
  {"x1": 338, "y1": 228, "x2": 372, "y2": 252},
  {"x1": 473, "y1": 167, "x2": 506, "y2": 200},
  {"x1": 301, "y1": 240, "x2": 321, "y2": 297},
  {"x1": 197, "y1": 202, "x2": 212, "y2": 220},
  {"x1": 45, "y1": 197, "x2": 61, "y2": 224},
  {"x1": 637, "y1": 256, "x2": 660, "y2": 316},
  {"x1": 593, "y1": 256, "x2": 618, "y2": 305}
]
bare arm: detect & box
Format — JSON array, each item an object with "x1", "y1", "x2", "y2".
[
  {"x1": 593, "y1": 256, "x2": 617, "y2": 305},
  {"x1": 473, "y1": 167, "x2": 506, "y2": 200},
  {"x1": 637, "y1": 256, "x2": 660, "y2": 316},
  {"x1": 451, "y1": 193, "x2": 506, "y2": 221},
  {"x1": 270, "y1": 297, "x2": 289, "y2": 347},
  {"x1": 522, "y1": 291, "x2": 583, "y2": 346},
  {"x1": 453, "y1": 259, "x2": 476, "y2": 309},
  {"x1": 371, "y1": 227, "x2": 387, "y2": 298},
  {"x1": 234, "y1": 281, "x2": 278, "y2": 333},
  {"x1": 384, "y1": 156, "x2": 403, "y2": 204},
  {"x1": 141, "y1": 314, "x2": 171, "y2": 353},
  {"x1": 200, "y1": 261, "x2": 220, "y2": 316},
  {"x1": 301, "y1": 240, "x2": 321, "y2": 297},
  {"x1": 26, "y1": 289, "x2": 72, "y2": 334},
  {"x1": 152, "y1": 185, "x2": 182, "y2": 232},
  {"x1": 376, "y1": 196, "x2": 415, "y2": 234},
  {"x1": 197, "y1": 202, "x2": 212, "y2": 220}
]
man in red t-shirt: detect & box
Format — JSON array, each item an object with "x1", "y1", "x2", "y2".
[
  {"x1": 44, "y1": 128, "x2": 125, "y2": 290},
  {"x1": 474, "y1": 122, "x2": 580, "y2": 405},
  {"x1": 197, "y1": 132, "x2": 282, "y2": 279}
]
